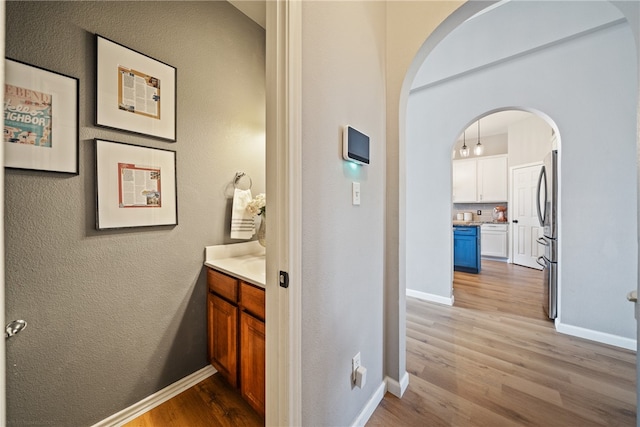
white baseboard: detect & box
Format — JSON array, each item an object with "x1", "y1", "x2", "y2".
[
  {"x1": 555, "y1": 321, "x2": 637, "y2": 351},
  {"x1": 351, "y1": 380, "x2": 386, "y2": 427},
  {"x1": 385, "y1": 371, "x2": 409, "y2": 397},
  {"x1": 91, "y1": 365, "x2": 217, "y2": 427},
  {"x1": 407, "y1": 289, "x2": 454, "y2": 306}
]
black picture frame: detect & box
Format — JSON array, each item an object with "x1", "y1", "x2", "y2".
[
  {"x1": 4, "y1": 58, "x2": 79, "y2": 174},
  {"x1": 95, "y1": 139, "x2": 178, "y2": 229},
  {"x1": 96, "y1": 35, "x2": 177, "y2": 141}
]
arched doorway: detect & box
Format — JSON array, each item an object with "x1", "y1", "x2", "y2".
[
  {"x1": 403, "y1": 0, "x2": 637, "y2": 349},
  {"x1": 451, "y1": 109, "x2": 558, "y2": 320}
]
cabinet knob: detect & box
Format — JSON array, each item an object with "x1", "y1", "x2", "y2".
[{"x1": 513, "y1": 220, "x2": 519, "y2": 224}]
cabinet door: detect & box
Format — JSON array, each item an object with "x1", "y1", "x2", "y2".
[
  {"x1": 481, "y1": 231, "x2": 508, "y2": 257},
  {"x1": 452, "y1": 160, "x2": 477, "y2": 202},
  {"x1": 240, "y1": 311, "x2": 265, "y2": 417},
  {"x1": 454, "y1": 234, "x2": 478, "y2": 269},
  {"x1": 477, "y1": 156, "x2": 507, "y2": 202},
  {"x1": 209, "y1": 293, "x2": 238, "y2": 387}
]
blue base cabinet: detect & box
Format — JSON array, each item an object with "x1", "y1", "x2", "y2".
[{"x1": 453, "y1": 226, "x2": 481, "y2": 273}]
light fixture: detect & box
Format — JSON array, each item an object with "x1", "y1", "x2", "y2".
[
  {"x1": 474, "y1": 119, "x2": 484, "y2": 156},
  {"x1": 459, "y1": 129, "x2": 470, "y2": 158}
]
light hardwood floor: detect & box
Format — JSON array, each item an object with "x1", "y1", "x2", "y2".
[
  {"x1": 123, "y1": 374, "x2": 263, "y2": 427},
  {"x1": 367, "y1": 260, "x2": 637, "y2": 426},
  {"x1": 126, "y1": 260, "x2": 636, "y2": 426}
]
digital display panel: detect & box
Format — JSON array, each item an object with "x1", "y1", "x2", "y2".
[{"x1": 343, "y1": 126, "x2": 370, "y2": 165}]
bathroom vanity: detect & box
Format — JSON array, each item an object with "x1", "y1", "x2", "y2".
[{"x1": 204, "y1": 242, "x2": 266, "y2": 417}]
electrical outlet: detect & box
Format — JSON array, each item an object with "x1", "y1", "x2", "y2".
[
  {"x1": 352, "y1": 352, "x2": 361, "y2": 383},
  {"x1": 477, "y1": 210, "x2": 482, "y2": 215}
]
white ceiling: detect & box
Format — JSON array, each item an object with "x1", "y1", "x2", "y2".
[
  {"x1": 228, "y1": 0, "x2": 266, "y2": 29},
  {"x1": 459, "y1": 110, "x2": 534, "y2": 141}
]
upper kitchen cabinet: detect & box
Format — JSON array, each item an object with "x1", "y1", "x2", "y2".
[
  {"x1": 477, "y1": 155, "x2": 508, "y2": 202},
  {"x1": 452, "y1": 159, "x2": 477, "y2": 202},
  {"x1": 453, "y1": 155, "x2": 508, "y2": 203}
]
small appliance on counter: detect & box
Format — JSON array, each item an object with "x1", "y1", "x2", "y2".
[
  {"x1": 455, "y1": 212, "x2": 473, "y2": 222},
  {"x1": 492, "y1": 206, "x2": 507, "y2": 222}
]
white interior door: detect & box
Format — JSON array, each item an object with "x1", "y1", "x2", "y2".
[{"x1": 511, "y1": 163, "x2": 544, "y2": 269}]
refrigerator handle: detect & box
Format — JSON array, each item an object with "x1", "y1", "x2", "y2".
[
  {"x1": 536, "y1": 256, "x2": 547, "y2": 268},
  {"x1": 536, "y1": 165, "x2": 547, "y2": 227}
]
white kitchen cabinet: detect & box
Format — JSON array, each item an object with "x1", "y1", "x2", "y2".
[
  {"x1": 478, "y1": 156, "x2": 508, "y2": 202},
  {"x1": 452, "y1": 159, "x2": 477, "y2": 202},
  {"x1": 481, "y1": 223, "x2": 508, "y2": 258},
  {"x1": 453, "y1": 155, "x2": 508, "y2": 203}
]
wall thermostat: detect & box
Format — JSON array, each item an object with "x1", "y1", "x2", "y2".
[{"x1": 343, "y1": 125, "x2": 370, "y2": 165}]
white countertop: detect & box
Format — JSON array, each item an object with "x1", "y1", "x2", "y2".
[{"x1": 204, "y1": 241, "x2": 266, "y2": 288}]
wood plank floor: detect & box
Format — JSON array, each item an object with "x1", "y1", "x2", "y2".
[
  {"x1": 123, "y1": 373, "x2": 263, "y2": 427},
  {"x1": 367, "y1": 260, "x2": 637, "y2": 426},
  {"x1": 126, "y1": 260, "x2": 635, "y2": 426}
]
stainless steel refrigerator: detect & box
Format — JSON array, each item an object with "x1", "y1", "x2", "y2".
[{"x1": 536, "y1": 150, "x2": 558, "y2": 319}]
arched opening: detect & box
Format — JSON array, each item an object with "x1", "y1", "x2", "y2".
[
  {"x1": 383, "y1": 0, "x2": 638, "y2": 422},
  {"x1": 451, "y1": 108, "x2": 559, "y2": 321},
  {"x1": 402, "y1": 0, "x2": 637, "y2": 357}
]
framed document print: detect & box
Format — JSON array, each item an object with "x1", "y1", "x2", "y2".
[
  {"x1": 4, "y1": 58, "x2": 79, "y2": 174},
  {"x1": 95, "y1": 139, "x2": 177, "y2": 229},
  {"x1": 96, "y1": 35, "x2": 177, "y2": 141}
]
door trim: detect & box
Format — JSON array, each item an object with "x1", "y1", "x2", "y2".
[{"x1": 265, "y1": 1, "x2": 302, "y2": 425}]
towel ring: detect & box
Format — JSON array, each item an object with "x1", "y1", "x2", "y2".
[{"x1": 233, "y1": 172, "x2": 252, "y2": 190}]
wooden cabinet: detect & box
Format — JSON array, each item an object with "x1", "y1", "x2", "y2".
[
  {"x1": 453, "y1": 155, "x2": 508, "y2": 203},
  {"x1": 240, "y1": 311, "x2": 265, "y2": 417},
  {"x1": 208, "y1": 293, "x2": 238, "y2": 387},
  {"x1": 207, "y1": 268, "x2": 265, "y2": 416}
]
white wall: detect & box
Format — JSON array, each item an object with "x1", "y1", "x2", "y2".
[
  {"x1": 411, "y1": 1, "x2": 625, "y2": 90},
  {"x1": 384, "y1": 0, "x2": 463, "y2": 388},
  {"x1": 508, "y1": 115, "x2": 552, "y2": 167},
  {"x1": 300, "y1": 1, "x2": 386, "y2": 424},
  {"x1": 452, "y1": 133, "x2": 508, "y2": 160},
  {"x1": 406, "y1": 2, "x2": 637, "y2": 341}
]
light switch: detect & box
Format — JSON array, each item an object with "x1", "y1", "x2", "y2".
[{"x1": 352, "y1": 182, "x2": 361, "y2": 205}]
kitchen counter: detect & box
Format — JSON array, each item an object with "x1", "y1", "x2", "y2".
[
  {"x1": 453, "y1": 220, "x2": 508, "y2": 226},
  {"x1": 204, "y1": 241, "x2": 266, "y2": 288}
]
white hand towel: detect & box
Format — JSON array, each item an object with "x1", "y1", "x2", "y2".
[{"x1": 231, "y1": 188, "x2": 255, "y2": 239}]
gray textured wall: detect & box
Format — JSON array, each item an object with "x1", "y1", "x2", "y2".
[{"x1": 4, "y1": 2, "x2": 265, "y2": 425}]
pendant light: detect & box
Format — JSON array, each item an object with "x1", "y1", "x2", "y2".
[
  {"x1": 459, "y1": 129, "x2": 470, "y2": 158},
  {"x1": 474, "y1": 119, "x2": 484, "y2": 156}
]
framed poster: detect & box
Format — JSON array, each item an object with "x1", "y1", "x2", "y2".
[
  {"x1": 95, "y1": 139, "x2": 177, "y2": 229},
  {"x1": 96, "y1": 35, "x2": 177, "y2": 141},
  {"x1": 4, "y1": 58, "x2": 79, "y2": 174}
]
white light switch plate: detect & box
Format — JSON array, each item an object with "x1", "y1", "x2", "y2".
[{"x1": 352, "y1": 182, "x2": 361, "y2": 205}]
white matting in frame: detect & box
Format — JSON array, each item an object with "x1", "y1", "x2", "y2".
[
  {"x1": 96, "y1": 35, "x2": 176, "y2": 141},
  {"x1": 96, "y1": 139, "x2": 177, "y2": 229},
  {"x1": 4, "y1": 58, "x2": 79, "y2": 173}
]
